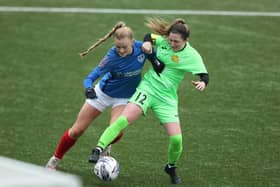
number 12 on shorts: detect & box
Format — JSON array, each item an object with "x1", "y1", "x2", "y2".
[{"x1": 134, "y1": 92, "x2": 147, "y2": 105}]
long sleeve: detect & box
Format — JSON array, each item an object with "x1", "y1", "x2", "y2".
[{"x1": 83, "y1": 66, "x2": 103, "y2": 89}]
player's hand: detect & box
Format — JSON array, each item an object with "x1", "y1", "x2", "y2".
[
  {"x1": 85, "y1": 88, "x2": 97, "y2": 99},
  {"x1": 142, "y1": 42, "x2": 152, "y2": 54},
  {"x1": 192, "y1": 81, "x2": 206, "y2": 91}
]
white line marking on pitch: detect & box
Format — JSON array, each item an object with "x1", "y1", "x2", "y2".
[{"x1": 0, "y1": 6, "x2": 279, "y2": 16}]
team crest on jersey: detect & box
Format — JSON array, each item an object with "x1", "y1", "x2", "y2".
[
  {"x1": 171, "y1": 55, "x2": 179, "y2": 63},
  {"x1": 137, "y1": 54, "x2": 145, "y2": 63}
]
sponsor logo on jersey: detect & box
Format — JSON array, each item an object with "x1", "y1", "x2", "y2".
[{"x1": 111, "y1": 69, "x2": 142, "y2": 78}]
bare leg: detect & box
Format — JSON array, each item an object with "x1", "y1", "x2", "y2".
[
  {"x1": 58, "y1": 102, "x2": 101, "y2": 157},
  {"x1": 121, "y1": 103, "x2": 143, "y2": 124},
  {"x1": 69, "y1": 102, "x2": 101, "y2": 139}
]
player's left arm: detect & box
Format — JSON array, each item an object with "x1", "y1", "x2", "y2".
[{"x1": 192, "y1": 73, "x2": 209, "y2": 91}]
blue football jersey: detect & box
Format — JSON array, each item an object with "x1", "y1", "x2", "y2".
[{"x1": 84, "y1": 40, "x2": 146, "y2": 98}]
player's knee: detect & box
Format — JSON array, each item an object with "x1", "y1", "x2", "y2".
[{"x1": 69, "y1": 127, "x2": 85, "y2": 139}]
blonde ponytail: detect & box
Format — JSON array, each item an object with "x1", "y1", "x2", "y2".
[{"x1": 79, "y1": 21, "x2": 126, "y2": 57}]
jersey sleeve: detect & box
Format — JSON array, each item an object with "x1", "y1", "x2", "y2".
[
  {"x1": 83, "y1": 66, "x2": 103, "y2": 88},
  {"x1": 151, "y1": 34, "x2": 164, "y2": 47},
  {"x1": 83, "y1": 49, "x2": 114, "y2": 89},
  {"x1": 189, "y1": 51, "x2": 208, "y2": 75}
]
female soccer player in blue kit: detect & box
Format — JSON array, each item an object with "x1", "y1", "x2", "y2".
[
  {"x1": 46, "y1": 21, "x2": 152, "y2": 170},
  {"x1": 89, "y1": 18, "x2": 209, "y2": 184}
]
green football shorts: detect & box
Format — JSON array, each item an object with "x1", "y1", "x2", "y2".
[{"x1": 129, "y1": 85, "x2": 179, "y2": 124}]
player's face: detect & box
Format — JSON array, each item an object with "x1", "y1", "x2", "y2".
[
  {"x1": 168, "y1": 32, "x2": 187, "y2": 52},
  {"x1": 114, "y1": 37, "x2": 133, "y2": 57}
]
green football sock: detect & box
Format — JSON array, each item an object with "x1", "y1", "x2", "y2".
[
  {"x1": 168, "y1": 134, "x2": 183, "y2": 165},
  {"x1": 97, "y1": 115, "x2": 129, "y2": 149}
]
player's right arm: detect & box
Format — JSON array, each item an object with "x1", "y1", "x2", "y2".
[
  {"x1": 83, "y1": 67, "x2": 102, "y2": 99},
  {"x1": 83, "y1": 52, "x2": 113, "y2": 98},
  {"x1": 142, "y1": 33, "x2": 165, "y2": 75}
]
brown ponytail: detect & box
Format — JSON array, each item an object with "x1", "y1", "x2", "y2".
[
  {"x1": 145, "y1": 17, "x2": 169, "y2": 36},
  {"x1": 145, "y1": 17, "x2": 189, "y2": 40}
]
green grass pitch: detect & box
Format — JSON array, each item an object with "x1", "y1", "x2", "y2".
[{"x1": 0, "y1": 0, "x2": 279, "y2": 186}]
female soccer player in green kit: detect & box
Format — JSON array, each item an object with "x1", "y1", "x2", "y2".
[{"x1": 89, "y1": 17, "x2": 209, "y2": 184}]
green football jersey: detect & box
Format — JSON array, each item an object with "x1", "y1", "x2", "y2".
[{"x1": 142, "y1": 34, "x2": 208, "y2": 99}]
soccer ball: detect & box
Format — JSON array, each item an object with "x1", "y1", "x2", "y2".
[{"x1": 93, "y1": 156, "x2": 120, "y2": 181}]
